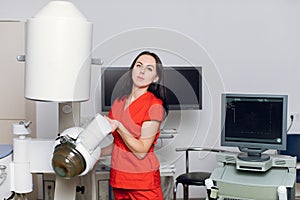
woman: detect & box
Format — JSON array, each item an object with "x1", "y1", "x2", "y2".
[{"x1": 101, "y1": 51, "x2": 169, "y2": 200}]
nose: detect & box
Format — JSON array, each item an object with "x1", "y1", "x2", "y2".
[{"x1": 139, "y1": 66, "x2": 145, "y2": 73}]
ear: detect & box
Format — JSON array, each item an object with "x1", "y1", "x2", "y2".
[{"x1": 153, "y1": 75, "x2": 159, "y2": 83}]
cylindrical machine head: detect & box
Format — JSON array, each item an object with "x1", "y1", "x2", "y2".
[
  {"x1": 52, "y1": 114, "x2": 112, "y2": 178},
  {"x1": 25, "y1": 1, "x2": 93, "y2": 102},
  {"x1": 52, "y1": 142, "x2": 86, "y2": 178}
]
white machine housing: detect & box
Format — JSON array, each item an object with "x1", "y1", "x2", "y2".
[{"x1": 52, "y1": 114, "x2": 112, "y2": 178}]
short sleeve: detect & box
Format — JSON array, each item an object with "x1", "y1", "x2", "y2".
[{"x1": 144, "y1": 101, "x2": 164, "y2": 122}]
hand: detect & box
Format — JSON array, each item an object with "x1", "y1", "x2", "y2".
[{"x1": 104, "y1": 116, "x2": 120, "y2": 132}]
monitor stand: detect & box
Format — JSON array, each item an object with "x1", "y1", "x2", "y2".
[{"x1": 238, "y1": 147, "x2": 270, "y2": 162}]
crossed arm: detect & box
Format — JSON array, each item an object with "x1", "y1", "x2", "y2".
[{"x1": 100, "y1": 117, "x2": 161, "y2": 159}]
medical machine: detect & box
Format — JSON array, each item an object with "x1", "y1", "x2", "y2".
[
  {"x1": 0, "y1": 145, "x2": 13, "y2": 199},
  {"x1": 0, "y1": 1, "x2": 110, "y2": 200},
  {"x1": 6, "y1": 113, "x2": 111, "y2": 200},
  {"x1": 210, "y1": 93, "x2": 296, "y2": 200},
  {"x1": 221, "y1": 93, "x2": 288, "y2": 161},
  {"x1": 210, "y1": 152, "x2": 296, "y2": 200},
  {"x1": 52, "y1": 113, "x2": 112, "y2": 179}
]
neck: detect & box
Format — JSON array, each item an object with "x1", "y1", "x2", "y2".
[
  {"x1": 124, "y1": 87, "x2": 147, "y2": 110},
  {"x1": 131, "y1": 86, "x2": 148, "y2": 99}
]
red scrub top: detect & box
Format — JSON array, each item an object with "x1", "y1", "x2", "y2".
[{"x1": 108, "y1": 92, "x2": 164, "y2": 190}]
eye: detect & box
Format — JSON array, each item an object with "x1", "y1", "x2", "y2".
[{"x1": 147, "y1": 67, "x2": 153, "y2": 72}]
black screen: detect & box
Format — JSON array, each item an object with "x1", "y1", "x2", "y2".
[
  {"x1": 225, "y1": 97, "x2": 283, "y2": 145},
  {"x1": 102, "y1": 68, "x2": 129, "y2": 111},
  {"x1": 101, "y1": 66, "x2": 202, "y2": 111}
]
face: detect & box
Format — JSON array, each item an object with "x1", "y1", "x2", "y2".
[{"x1": 131, "y1": 54, "x2": 159, "y2": 89}]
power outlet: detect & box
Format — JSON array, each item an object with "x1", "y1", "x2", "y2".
[
  {"x1": 98, "y1": 180, "x2": 109, "y2": 200},
  {"x1": 290, "y1": 113, "x2": 300, "y2": 121},
  {"x1": 44, "y1": 181, "x2": 55, "y2": 200},
  {"x1": 294, "y1": 113, "x2": 300, "y2": 121}
]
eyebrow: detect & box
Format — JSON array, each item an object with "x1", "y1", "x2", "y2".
[{"x1": 136, "y1": 61, "x2": 155, "y2": 68}]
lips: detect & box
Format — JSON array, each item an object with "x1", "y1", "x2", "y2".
[{"x1": 137, "y1": 76, "x2": 144, "y2": 81}]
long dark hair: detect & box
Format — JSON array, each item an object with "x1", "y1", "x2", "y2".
[{"x1": 117, "y1": 51, "x2": 169, "y2": 116}]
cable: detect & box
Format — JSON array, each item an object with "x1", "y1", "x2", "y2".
[{"x1": 287, "y1": 115, "x2": 294, "y2": 133}]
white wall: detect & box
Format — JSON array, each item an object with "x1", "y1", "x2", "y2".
[{"x1": 2, "y1": 0, "x2": 300, "y2": 198}]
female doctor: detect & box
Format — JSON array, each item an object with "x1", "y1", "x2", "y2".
[{"x1": 101, "y1": 51, "x2": 169, "y2": 200}]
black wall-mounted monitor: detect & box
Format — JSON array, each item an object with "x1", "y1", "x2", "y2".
[
  {"x1": 221, "y1": 93, "x2": 288, "y2": 162},
  {"x1": 101, "y1": 66, "x2": 202, "y2": 112}
]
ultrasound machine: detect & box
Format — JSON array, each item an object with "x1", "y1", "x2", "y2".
[{"x1": 210, "y1": 93, "x2": 296, "y2": 200}]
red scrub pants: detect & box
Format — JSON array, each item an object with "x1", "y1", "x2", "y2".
[{"x1": 113, "y1": 187, "x2": 163, "y2": 200}]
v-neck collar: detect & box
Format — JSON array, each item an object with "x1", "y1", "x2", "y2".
[{"x1": 123, "y1": 92, "x2": 149, "y2": 111}]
